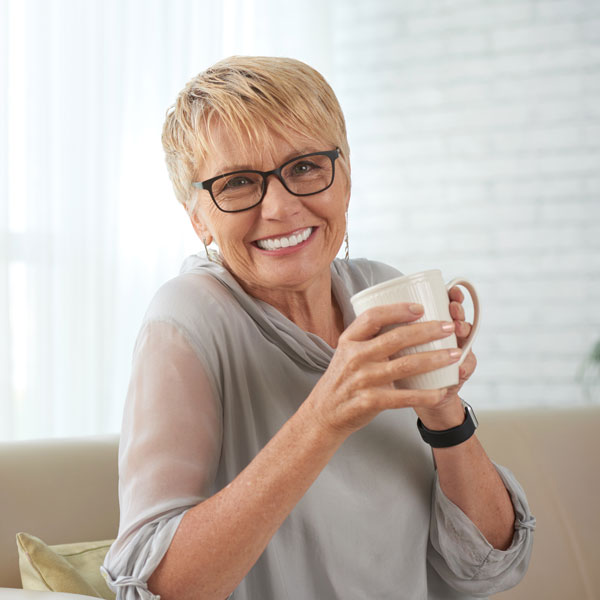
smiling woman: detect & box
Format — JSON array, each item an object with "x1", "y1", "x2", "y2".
[{"x1": 101, "y1": 56, "x2": 534, "y2": 600}]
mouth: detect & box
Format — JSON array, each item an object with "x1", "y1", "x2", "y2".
[{"x1": 253, "y1": 227, "x2": 315, "y2": 251}]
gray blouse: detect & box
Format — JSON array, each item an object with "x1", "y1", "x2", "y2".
[{"x1": 101, "y1": 256, "x2": 535, "y2": 600}]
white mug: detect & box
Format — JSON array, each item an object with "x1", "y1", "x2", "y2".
[{"x1": 350, "y1": 269, "x2": 480, "y2": 390}]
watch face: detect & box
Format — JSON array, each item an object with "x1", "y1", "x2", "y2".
[{"x1": 466, "y1": 404, "x2": 479, "y2": 428}]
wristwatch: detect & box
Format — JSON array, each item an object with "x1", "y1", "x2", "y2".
[{"x1": 417, "y1": 400, "x2": 478, "y2": 448}]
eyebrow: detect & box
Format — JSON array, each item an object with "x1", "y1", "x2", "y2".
[{"x1": 213, "y1": 146, "x2": 320, "y2": 176}]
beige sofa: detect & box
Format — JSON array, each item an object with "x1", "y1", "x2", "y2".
[{"x1": 1, "y1": 407, "x2": 599, "y2": 599}]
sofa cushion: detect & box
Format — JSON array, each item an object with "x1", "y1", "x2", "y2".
[{"x1": 16, "y1": 533, "x2": 115, "y2": 599}]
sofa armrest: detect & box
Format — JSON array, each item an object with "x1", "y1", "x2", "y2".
[
  {"x1": 0, "y1": 435, "x2": 119, "y2": 589},
  {"x1": 0, "y1": 589, "x2": 98, "y2": 599},
  {"x1": 478, "y1": 407, "x2": 600, "y2": 599}
]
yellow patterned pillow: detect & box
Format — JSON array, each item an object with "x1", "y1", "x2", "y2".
[{"x1": 16, "y1": 532, "x2": 115, "y2": 599}]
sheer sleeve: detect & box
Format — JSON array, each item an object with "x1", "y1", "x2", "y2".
[
  {"x1": 427, "y1": 462, "x2": 536, "y2": 597},
  {"x1": 101, "y1": 320, "x2": 222, "y2": 600}
]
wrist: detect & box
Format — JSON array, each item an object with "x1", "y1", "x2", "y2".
[
  {"x1": 417, "y1": 399, "x2": 478, "y2": 449},
  {"x1": 415, "y1": 394, "x2": 465, "y2": 431},
  {"x1": 296, "y1": 393, "x2": 350, "y2": 448}
]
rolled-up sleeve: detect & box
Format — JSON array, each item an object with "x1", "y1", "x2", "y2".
[
  {"x1": 427, "y1": 462, "x2": 536, "y2": 597},
  {"x1": 101, "y1": 509, "x2": 188, "y2": 600},
  {"x1": 102, "y1": 320, "x2": 222, "y2": 599}
]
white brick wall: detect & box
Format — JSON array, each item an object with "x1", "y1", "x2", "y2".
[{"x1": 332, "y1": 0, "x2": 600, "y2": 407}]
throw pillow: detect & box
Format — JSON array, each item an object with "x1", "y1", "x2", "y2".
[{"x1": 16, "y1": 532, "x2": 115, "y2": 599}]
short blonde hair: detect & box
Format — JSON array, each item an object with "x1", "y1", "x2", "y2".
[{"x1": 162, "y1": 56, "x2": 350, "y2": 209}]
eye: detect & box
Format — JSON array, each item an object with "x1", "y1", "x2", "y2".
[
  {"x1": 223, "y1": 174, "x2": 255, "y2": 189},
  {"x1": 291, "y1": 160, "x2": 320, "y2": 176}
]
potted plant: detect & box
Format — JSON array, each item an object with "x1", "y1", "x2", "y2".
[{"x1": 578, "y1": 340, "x2": 600, "y2": 401}]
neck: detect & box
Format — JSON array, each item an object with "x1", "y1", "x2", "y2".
[{"x1": 237, "y1": 272, "x2": 344, "y2": 348}]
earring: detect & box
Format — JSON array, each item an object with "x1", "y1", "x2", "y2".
[
  {"x1": 344, "y1": 212, "x2": 350, "y2": 261},
  {"x1": 203, "y1": 237, "x2": 220, "y2": 264}
]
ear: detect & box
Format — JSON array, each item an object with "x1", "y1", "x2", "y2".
[{"x1": 188, "y1": 205, "x2": 213, "y2": 245}]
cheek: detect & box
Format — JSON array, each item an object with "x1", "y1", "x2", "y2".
[{"x1": 211, "y1": 215, "x2": 254, "y2": 254}]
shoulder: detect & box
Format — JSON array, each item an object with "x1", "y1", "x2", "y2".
[
  {"x1": 144, "y1": 270, "x2": 231, "y2": 326},
  {"x1": 141, "y1": 257, "x2": 250, "y2": 354},
  {"x1": 332, "y1": 258, "x2": 404, "y2": 295},
  {"x1": 137, "y1": 265, "x2": 242, "y2": 397}
]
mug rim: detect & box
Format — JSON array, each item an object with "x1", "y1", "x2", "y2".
[{"x1": 350, "y1": 269, "x2": 443, "y2": 305}]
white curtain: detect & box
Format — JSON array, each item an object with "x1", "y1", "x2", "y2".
[{"x1": 1, "y1": 0, "x2": 335, "y2": 440}]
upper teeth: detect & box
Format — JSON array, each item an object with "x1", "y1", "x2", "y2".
[{"x1": 256, "y1": 227, "x2": 312, "y2": 251}]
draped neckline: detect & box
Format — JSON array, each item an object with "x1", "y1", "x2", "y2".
[{"x1": 179, "y1": 254, "x2": 358, "y2": 373}]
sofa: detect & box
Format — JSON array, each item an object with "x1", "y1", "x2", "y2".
[{"x1": 1, "y1": 406, "x2": 598, "y2": 599}]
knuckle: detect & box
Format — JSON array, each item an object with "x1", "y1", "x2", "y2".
[
  {"x1": 352, "y1": 369, "x2": 372, "y2": 391},
  {"x1": 352, "y1": 390, "x2": 379, "y2": 417},
  {"x1": 361, "y1": 310, "x2": 379, "y2": 331},
  {"x1": 338, "y1": 328, "x2": 352, "y2": 344},
  {"x1": 392, "y1": 354, "x2": 414, "y2": 376},
  {"x1": 345, "y1": 349, "x2": 366, "y2": 374},
  {"x1": 434, "y1": 388, "x2": 449, "y2": 405},
  {"x1": 420, "y1": 389, "x2": 446, "y2": 409},
  {"x1": 398, "y1": 389, "x2": 419, "y2": 407}
]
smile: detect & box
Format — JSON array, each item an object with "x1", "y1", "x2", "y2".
[{"x1": 255, "y1": 227, "x2": 313, "y2": 251}]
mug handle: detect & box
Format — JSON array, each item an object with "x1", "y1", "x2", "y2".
[{"x1": 445, "y1": 278, "x2": 480, "y2": 367}]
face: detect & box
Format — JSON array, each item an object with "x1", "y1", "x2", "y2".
[{"x1": 189, "y1": 123, "x2": 350, "y2": 303}]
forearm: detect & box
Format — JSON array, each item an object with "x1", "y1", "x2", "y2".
[
  {"x1": 433, "y1": 435, "x2": 515, "y2": 550},
  {"x1": 420, "y1": 399, "x2": 515, "y2": 550},
  {"x1": 148, "y1": 400, "x2": 344, "y2": 600}
]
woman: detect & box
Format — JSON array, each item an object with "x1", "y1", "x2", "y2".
[{"x1": 102, "y1": 56, "x2": 534, "y2": 600}]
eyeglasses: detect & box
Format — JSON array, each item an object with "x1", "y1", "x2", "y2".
[{"x1": 192, "y1": 148, "x2": 340, "y2": 213}]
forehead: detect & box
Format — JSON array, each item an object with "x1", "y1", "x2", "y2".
[{"x1": 199, "y1": 119, "x2": 324, "y2": 178}]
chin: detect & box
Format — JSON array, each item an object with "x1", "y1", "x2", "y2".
[{"x1": 265, "y1": 260, "x2": 331, "y2": 290}]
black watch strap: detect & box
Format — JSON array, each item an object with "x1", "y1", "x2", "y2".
[{"x1": 417, "y1": 401, "x2": 478, "y2": 448}]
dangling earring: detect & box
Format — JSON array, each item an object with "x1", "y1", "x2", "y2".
[
  {"x1": 202, "y1": 238, "x2": 212, "y2": 262},
  {"x1": 344, "y1": 212, "x2": 350, "y2": 261},
  {"x1": 203, "y1": 237, "x2": 220, "y2": 264}
]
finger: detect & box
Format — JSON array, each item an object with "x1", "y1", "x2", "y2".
[
  {"x1": 449, "y1": 300, "x2": 465, "y2": 322},
  {"x1": 350, "y1": 347, "x2": 461, "y2": 391},
  {"x1": 455, "y1": 321, "x2": 472, "y2": 342},
  {"x1": 344, "y1": 303, "x2": 424, "y2": 342},
  {"x1": 372, "y1": 386, "x2": 449, "y2": 412},
  {"x1": 381, "y1": 347, "x2": 462, "y2": 385},
  {"x1": 458, "y1": 351, "x2": 477, "y2": 380},
  {"x1": 448, "y1": 286, "x2": 464, "y2": 303},
  {"x1": 363, "y1": 319, "x2": 456, "y2": 361}
]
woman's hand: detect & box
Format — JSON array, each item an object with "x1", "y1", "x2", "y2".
[
  {"x1": 412, "y1": 286, "x2": 478, "y2": 430},
  {"x1": 305, "y1": 302, "x2": 462, "y2": 437}
]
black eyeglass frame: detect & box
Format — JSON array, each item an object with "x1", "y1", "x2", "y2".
[{"x1": 191, "y1": 148, "x2": 340, "y2": 213}]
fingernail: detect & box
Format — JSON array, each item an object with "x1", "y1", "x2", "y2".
[
  {"x1": 441, "y1": 321, "x2": 455, "y2": 332},
  {"x1": 409, "y1": 303, "x2": 424, "y2": 314},
  {"x1": 449, "y1": 348, "x2": 462, "y2": 360}
]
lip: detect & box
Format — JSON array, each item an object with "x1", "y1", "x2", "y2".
[
  {"x1": 253, "y1": 227, "x2": 314, "y2": 243},
  {"x1": 251, "y1": 226, "x2": 318, "y2": 255}
]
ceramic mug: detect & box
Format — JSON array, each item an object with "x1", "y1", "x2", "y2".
[{"x1": 350, "y1": 269, "x2": 480, "y2": 390}]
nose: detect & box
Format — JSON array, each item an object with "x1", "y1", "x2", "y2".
[{"x1": 259, "y1": 173, "x2": 302, "y2": 219}]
